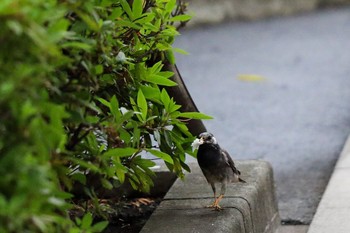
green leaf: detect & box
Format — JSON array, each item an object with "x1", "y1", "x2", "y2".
[
  {"x1": 75, "y1": 10, "x2": 99, "y2": 31},
  {"x1": 134, "y1": 156, "x2": 156, "y2": 168},
  {"x1": 132, "y1": 0, "x2": 143, "y2": 19},
  {"x1": 150, "y1": 61, "x2": 163, "y2": 74},
  {"x1": 96, "y1": 97, "x2": 110, "y2": 108},
  {"x1": 108, "y1": 7, "x2": 123, "y2": 20},
  {"x1": 137, "y1": 89, "x2": 147, "y2": 121},
  {"x1": 165, "y1": 0, "x2": 176, "y2": 12},
  {"x1": 7, "y1": 20, "x2": 23, "y2": 35},
  {"x1": 120, "y1": 0, "x2": 134, "y2": 20},
  {"x1": 146, "y1": 116, "x2": 158, "y2": 122},
  {"x1": 132, "y1": 164, "x2": 153, "y2": 192},
  {"x1": 161, "y1": 28, "x2": 179, "y2": 37},
  {"x1": 163, "y1": 130, "x2": 172, "y2": 147},
  {"x1": 115, "y1": 20, "x2": 141, "y2": 29},
  {"x1": 129, "y1": 97, "x2": 143, "y2": 122},
  {"x1": 119, "y1": 127, "x2": 131, "y2": 144},
  {"x1": 71, "y1": 173, "x2": 86, "y2": 185},
  {"x1": 166, "y1": 49, "x2": 176, "y2": 64},
  {"x1": 116, "y1": 165, "x2": 126, "y2": 183},
  {"x1": 143, "y1": 22, "x2": 159, "y2": 32},
  {"x1": 140, "y1": 85, "x2": 161, "y2": 100},
  {"x1": 49, "y1": 18, "x2": 70, "y2": 33},
  {"x1": 133, "y1": 123, "x2": 141, "y2": 147},
  {"x1": 146, "y1": 149, "x2": 173, "y2": 164},
  {"x1": 110, "y1": 156, "x2": 128, "y2": 183},
  {"x1": 129, "y1": 97, "x2": 138, "y2": 112},
  {"x1": 158, "y1": 71, "x2": 174, "y2": 79},
  {"x1": 178, "y1": 112, "x2": 213, "y2": 120},
  {"x1": 81, "y1": 213, "x2": 93, "y2": 229},
  {"x1": 95, "y1": 64, "x2": 103, "y2": 75},
  {"x1": 146, "y1": 75, "x2": 177, "y2": 86},
  {"x1": 103, "y1": 148, "x2": 137, "y2": 158},
  {"x1": 154, "y1": 129, "x2": 161, "y2": 145},
  {"x1": 129, "y1": 177, "x2": 139, "y2": 190},
  {"x1": 175, "y1": 123, "x2": 192, "y2": 137},
  {"x1": 67, "y1": 158, "x2": 100, "y2": 173},
  {"x1": 101, "y1": 178, "x2": 113, "y2": 190},
  {"x1": 156, "y1": 42, "x2": 171, "y2": 51},
  {"x1": 160, "y1": 89, "x2": 171, "y2": 111},
  {"x1": 173, "y1": 47, "x2": 189, "y2": 55},
  {"x1": 32, "y1": 216, "x2": 47, "y2": 232},
  {"x1": 48, "y1": 197, "x2": 65, "y2": 207},
  {"x1": 117, "y1": 110, "x2": 134, "y2": 126},
  {"x1": 110, "y1": 95, "x2": 121, "y2": 118},
  {"x1": 168, "y1": 14, "x2": 192, "y2": 22},
  {"x1": 180, "y1": 160, "x2": 192, "y2": 173},
  {"x1": 61, "y1": 42, "x2": 92, "y2": 51},
  {"x1": 91, "y1": 221, "x2": 109, "y2": 232},
  {"x1": 169, "y1": 103, "x2": 181, "y2": 113}
]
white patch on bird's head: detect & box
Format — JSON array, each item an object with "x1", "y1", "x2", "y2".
[{"x1": 210, "y1": 136, "x2": 218, "y2": 144}]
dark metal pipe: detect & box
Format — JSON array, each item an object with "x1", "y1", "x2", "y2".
[{"x1": 164, "y1": 63, "x2": 207, "y2": 136}]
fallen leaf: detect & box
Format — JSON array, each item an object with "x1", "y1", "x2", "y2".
[{"x1": 237, "y1": 74, "x2": 267, "y2": 82}]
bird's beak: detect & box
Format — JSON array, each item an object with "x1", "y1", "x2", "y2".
[{"x1": 199, "y1": 137, "x2": 204, "y2": 144}]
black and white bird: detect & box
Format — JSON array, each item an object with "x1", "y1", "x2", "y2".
[{"x1": 192, "y1": 132, "x2": 246, "y2": 210}]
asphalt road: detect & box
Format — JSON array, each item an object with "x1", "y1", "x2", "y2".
[{"x1": 174, "y1": 7, "x2": 350, "y2": 224}]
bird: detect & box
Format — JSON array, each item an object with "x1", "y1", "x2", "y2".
[{"x1": 192, "y1": 132, "x2": 246, "y2": 211}]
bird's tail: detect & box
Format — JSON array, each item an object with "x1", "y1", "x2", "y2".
[{"x1": 239, "y1": 178, "x2": 247, "y2": 183}]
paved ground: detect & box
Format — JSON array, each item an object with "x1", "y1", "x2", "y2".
[
  {"x1": 174, "y1": 7, "x2": 350, "y2": 223},
  {"x1": 308, "y1": 135, "x2": 350, "y2": 232},
  {"x1": 142, "y1": 161, "x2": 279, "y2": 233},
  {"x1": 277, "y1": 225, "x2": 308, "y2": 233}
]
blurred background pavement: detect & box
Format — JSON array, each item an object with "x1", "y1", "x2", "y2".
[{"x1": 174, "y1": 5, "x2": 350, "y2": 224}]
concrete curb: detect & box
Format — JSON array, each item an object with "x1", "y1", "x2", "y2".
[
  {"x1": 184, "y1": 0, "x2": 350, "y2": 27},
  {"x1": 141, "y1": 160, "x2": 280, "y2": 233},
  {"x1": 308, "y1": 135, "x2": 350, "y2": 233},
  {"x1": 185, "y1": 0, "x2": 318, "y2": 26}
]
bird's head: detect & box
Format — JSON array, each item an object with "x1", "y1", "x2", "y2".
[{"x1": 191, "y1": 132, "x2": 217, "y2": 150}]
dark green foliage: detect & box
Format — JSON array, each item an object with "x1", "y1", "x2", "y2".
[{"x1": 0, "y1": 0, "x2": 211, "y2": 232}]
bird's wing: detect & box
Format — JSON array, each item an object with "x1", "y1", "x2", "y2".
[{"x1": 221, "y1": 149, "x2": 241, "y2": 175}]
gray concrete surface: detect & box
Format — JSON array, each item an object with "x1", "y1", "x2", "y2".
[
  {"x1": 308, "y1": 135, "x2": 350, "y2": 233},
  {"x1": 185, "y1": 0, "x2": 350, "y2": 27},
  {"x1": 174, "y1": 7, "x2": 350, "y2": 223},
  {"x1": 186, "y1": 0, "x2": 317, "y2": 26},
  {"x1": 277, "y1": 225, "x2": 309, "y2": 233},
  {"x1": 141, "y1": 161, "x2": 280, "y2": 233}
]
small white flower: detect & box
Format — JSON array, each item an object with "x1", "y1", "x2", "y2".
[
  {"x1": 116, "y1": 51, "x2": 127, "y2": 63},
  {"x1": 116, "y1": 51, "x2": 134, "y2": 63},
  {"x1": 191, "y1": 138, "x2": 203, "y2": 151}
]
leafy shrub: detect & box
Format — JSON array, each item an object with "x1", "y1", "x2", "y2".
[{"x1": 0, "y1": 0, "x2": 210, "y2": 232}]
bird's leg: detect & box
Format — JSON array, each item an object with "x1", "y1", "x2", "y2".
[
  {"x1": 212, "y1": 194, "x2": 224, "y2": 211},
  {"x1": 211, "y1": 182, "x2": 226, "y2": 211},
  {"x1": 206, "y1": 183, "x2": 217, "y2": 208}
]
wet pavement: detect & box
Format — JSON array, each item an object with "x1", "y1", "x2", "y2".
[{"x1": 174, "y1": 7, "x2": 350, "y2": 223}]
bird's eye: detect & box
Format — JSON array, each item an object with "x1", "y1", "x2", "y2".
[{"x1": 207, "y1": 136, "x2": 212, "y2": 140}]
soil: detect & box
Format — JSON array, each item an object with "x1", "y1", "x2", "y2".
[
  {"x1": 102, "y1": 197, "x2": 162, "y2": 233},
  {"x1": 69, "y1": 171, "x2": 176, "y2": 232},
  {"x1": 69, "y1": 196, "x2": 163, "y2": 233}
]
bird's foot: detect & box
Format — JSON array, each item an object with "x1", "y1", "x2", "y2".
[
  {"x1": 206, "y1": 194, "x2": 224, "y2": 211},
  {"x1": 206, "y1": 203, "x2": 223, "y2": 211},
  {"x1": 213, "y1": 204, "x2": 223, "y2": 211},
  {"x1": 206, "y1": 203, "x2": 216, "y2": 208}
]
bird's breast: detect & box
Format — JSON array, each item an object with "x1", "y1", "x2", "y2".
[{"x1": 197, "y1": 144, "x2": 224, "y2": 169}]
